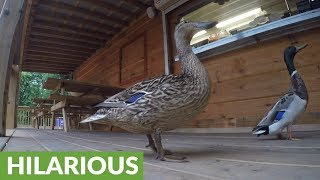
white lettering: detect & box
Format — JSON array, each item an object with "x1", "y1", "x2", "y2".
[
  {"x1": 108, "y1": 157, "x2": 124, "y2": 175},
  {"x1": 8, "y1": 157, "x2": 24, "y2": 175},
  {"x1": 46, "y1": 157, "x2": 63, "y2": 175},
  {"x1": 26, "y1": 157, "x2": 32, "y2": 175},
  {"x1": 87, "y1": 157, "x2": 106, "y2": 175},
  {"x1": 126, "y1": 156, "x2": 138, "y2": 175},
  {"x1": 81, "y1": 157, "x2": 86, "y2": 175},
  {"x1": 64, "y1": 157, "x2": 79, "y2": 175},
  {"x1": 34, "y1": 157, "x2": 46, "y2": 175}
]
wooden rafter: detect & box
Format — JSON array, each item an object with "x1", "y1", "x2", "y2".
[
  {"x1": 32, "y1": 22, "x2": 107, "y2": 40},
  {"x1": 27, "y1": 47, "x2": 89, "y2": 59},
  {"x1": 22, "y1": 68, "x2": 70, "y2": 74},
  {"x1": 19, "y1": 0, "x2": 33, "y2": 65},
  {"x1": 29, "y1": 35, "x2": 100, "y2": 49},
  {"x1": 27, "y1": 45, "x2": 91, "y2": 57},
  {"x1": 30, "y1": 31, "x2": 102, "y2": 46},
  {"x1": 26, "y1": 50, "x2": 86, "y2": 60},
  {"x1": 34, "y1": 9, "x2": 120, "y2": 34},
  {"x1": 38, "y1": 0, "x2": 129, "y2": 27},
  {"x1": 21, "y1": 0, "x2": 150, "y2": 74},
  {"x1": 123, "y1": 0, "x2": 149, "y2": 10},
  {"x1": 22, "y1": 65, "x2": 74, "y2": 71},
  {"x1": 77, "y1": 0, "x2": 135, "y2": 19},
  {"x1": 22, "y1": 68, "x2": 74, "y2": 73},
  {"x1": 24, "y1": 58, "x2": 83, "y2": 65},
  {"x1": 34, "y1": 15, "x2": 112, "y2": 36},
  {"x1": 23, "y1": 61, "x2": 79, "y2": 68},
  {"x1": 25, "y1": 54, "x2": 84, "y2": 63},
  {"x1": 31, "y1": 27, "x2": 105, "y2": 44},
  {"x1": 28, "y1": 39, "x2": 95, "y2": 53},
  {"x1": 22, "y1": 64, "x2": 77, "y2": 71}
]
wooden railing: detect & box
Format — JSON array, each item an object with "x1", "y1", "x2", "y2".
[{"x1": 17, "y1": 106, "x2": 32, "y2": 127}]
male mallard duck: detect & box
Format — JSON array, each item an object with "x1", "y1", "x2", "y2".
[
  {"x1": 252, "y1": 44, "x2": 309, "y2": 140},
  {"x1": 81, "y1": 21, "x2": 217, "y2": 161}
]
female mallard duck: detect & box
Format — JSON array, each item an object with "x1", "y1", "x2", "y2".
[
  {"x1": 81, "y1": 21, "x2": 217, "y2": 161},
  {"x1": 252, "y1": 44, "x2": 309, "y2": 140}
]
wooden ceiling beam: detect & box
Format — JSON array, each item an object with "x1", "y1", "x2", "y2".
[
  {"x1": 28, "y1": 45, "x2": 91, "y2": 56},
  {"x1": 123, "y1": 0, "x2": 149, "y2": 10},
  {"x1": 38, "y1": 0, "x2": 128, "y2": 27},
  {"x1": 76, "y1": 0, "x2": 135, "y2": 19},
  {"x1": 32, "y1": 27, "x2": 105, "y2": 44},
  {"x1": 25, "y1": 58, "x2": 83, "y2": 65},
  {"x1": 32, "y1": 22, "x2": 107, "y2": 40},
  {"x1": 34, "y1": 16, "x2": 111, "y2": 37},
  {"x1": 35, "y1": 9, "x2": 121, "y2": 35},
  {"x1": 22, "y1": 64, "x2": 77, "y2": 70},
  {"x1": 22, "y1": 65, "x2": 75, "y2": 71},
  {"x1": 21, "y1": 68, "x2": 72, "y2": 74},
  {"x1": 30, "y1": 31, "x2": 102, "y2": 46},
  {"x1": 23, "y1": 62, "x2": 78, "y2": 68},
  {"x1": 28, "y1": 39, "x2": 96, "y2": 53},
  {"x1": 22, "y1": 69, "x2": 72, "y2": 74},
  {"x1": 26, "y1": 50, "x2": 86, "y2": 60},
  {"x1": 29, "y1": 35, "x2": 100, "y2": 50},
  {"x1": 34, "y1": 10, "x2": 118, "y2": 34},
  {"x1": 25, "y1": 54, "x2": 85, "y2": 63},
  {"x1": 22, "y1": 66, "x2": 75, "y2": 71},
  {"x1": 28, "y1": 46, "x2": 90, "y2": 58}
]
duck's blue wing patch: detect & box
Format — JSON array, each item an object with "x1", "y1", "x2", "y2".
[
  {"x1": 275, "y1": 111, "x2": 286, "y2": 121},
  {"x1": 125, "y1": 93, "x2": 146, "y2": 104}
]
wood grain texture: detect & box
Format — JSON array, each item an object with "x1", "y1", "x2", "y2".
[
  {"x1": 183, "y1": 28, "x2": 320, "y2": 128},
  {"x1": 75, "y1": 14, "x2": 320, "y2": 129},
  {"x1": 0, "y1": 0, "x2": 25, "y2": 136},
  {"x1": 74, "y1": 15, "x2": 164, "y2": 89}
]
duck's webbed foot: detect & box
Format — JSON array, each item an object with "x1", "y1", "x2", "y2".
[
  {"x1": 276, "y1": 133, "x2": 285, "y2": 140},
  {"x1": 146, "y1": 134, "x2": 172, "y2": 155},
  {"x1": 152, "y1": 131, "x2": 187, "y2": 162},
  {"x1": 287, "y1": 126, "x2": 300, "y2": 140}
]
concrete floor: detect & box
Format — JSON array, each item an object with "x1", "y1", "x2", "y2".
[{"x1": 2, "y1": 128, "x2": 320, "y2": 180}]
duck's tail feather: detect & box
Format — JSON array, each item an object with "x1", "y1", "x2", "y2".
[
  {"x1": 80, "y1": 108, "x2": 110, "y2": 123},
  {"x1": 80, "y1": 114, "x2": 107, "y2": 123}
]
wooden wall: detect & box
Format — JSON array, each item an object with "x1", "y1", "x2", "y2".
[
  {"x1": 74, "y1": 14, "x2": 165, "y2": 88},
  {"x1": 173, "y1": 28, "x2": 320, "y2": 128},
  {"x1": 74, "y1": 10, "x2": 319, "y2": 130}
]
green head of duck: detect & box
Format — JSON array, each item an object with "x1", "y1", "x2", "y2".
[{"x1": 284, "y1": 44, "x2": 308, "y2": 75}]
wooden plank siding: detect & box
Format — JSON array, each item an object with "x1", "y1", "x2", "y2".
[
  {"x1": 75, "y1": 13, "x2": 319, "y2": 129},
  {"x1": 178, "y1": 28, "x2": 320, "y2": 128},
  {"x1": 74, "y1": 15, "x2": 165, "y2": 88}
]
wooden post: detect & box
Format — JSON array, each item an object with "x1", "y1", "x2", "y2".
[
  {"x1": 77, "y1": 114, "x2": 81, "y2": 129},
  {"x1": 62, "y1": 105, "x2": 68, "y2": 132},
  {"x1": 0, "y1": 0, "x2": 26, "y2": 136},
  {"x1": 162, "y1": 11, "x2": 171, "y2": 75},
  {"x1": 31, "y1": 116, "x2": 35, "y2": 128},
  {"x1": 89, "y1": 123, "x2": 93, "y2": 131},
  {"x1": 50, "y1": 100, "x2": 55, "y2": 130},
  {"x1": 36, "y1": 117, "x2": 40, "y2": 129},
  {"x1": 68, "y1": 116, "x2": 71, "y2": 130},
  {"x1": 6, "y1": 67, "x2": 19, "y2": 129},
  {"x1": 43, "y1": 115, "x2": 46, "y2": 129},
  {"x1": 51, "y1": 112, "x2": 55, "y2": 130},
  {"x1": 61, "y1": 87, "x2": 69, "y2": 132}
]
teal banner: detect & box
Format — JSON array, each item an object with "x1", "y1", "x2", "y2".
[{"x1": 0, "y1": 152, "x2": 143, "y2": 180}]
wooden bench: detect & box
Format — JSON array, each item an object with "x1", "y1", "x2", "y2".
[{"x1": 43, "y1": 78, "x2": 124, "y2": 132}]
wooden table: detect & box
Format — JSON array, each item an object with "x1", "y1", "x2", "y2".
[
  {"x1": 43, "y1": 78, "x2": 124, "y2": 132},
  {"x1": 32, "y1": 98, "x2": 56, "y2": 130},
  {"x1": 43, "y1": 78, "x2": 124, "y2": 98}
]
